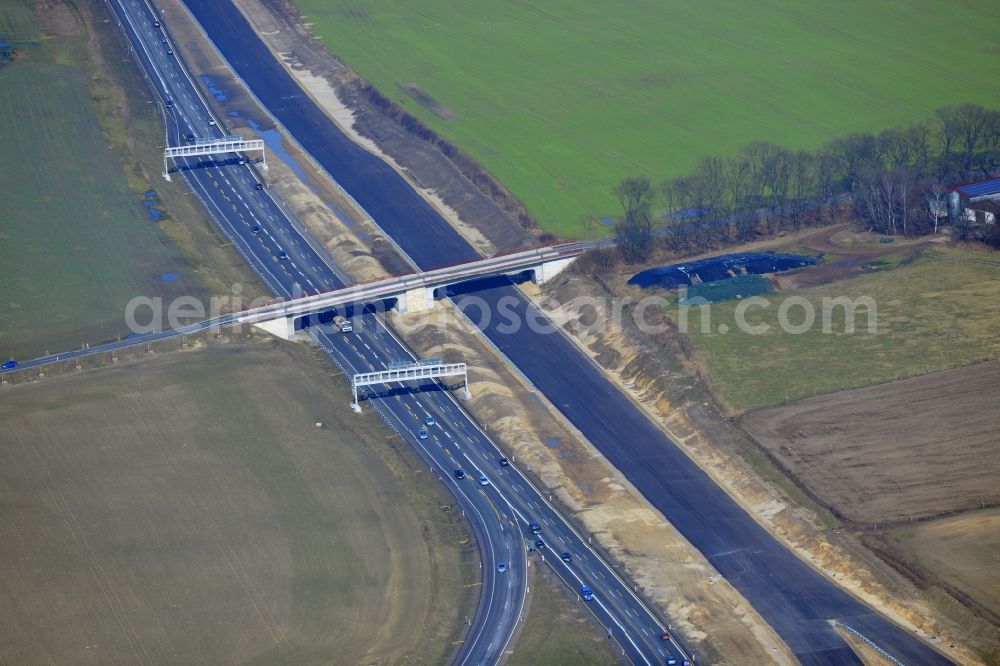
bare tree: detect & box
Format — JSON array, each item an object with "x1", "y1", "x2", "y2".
[
  {"x1": 610, "y1": 103, "x2": 998, "y2": 248},
  {"x1": 935, "y1": 105, "x2": 975, "y2": 178},
  {"x1": 726, "y1": 158, "x2": 753, "y2": 241},
  {"x1": 613, "y1": 177, "x2": 655, "y2": 263},
  {"x1": 814, "y1": 148, "x2": 843, "y2": 223},
  {"x1": 905, "y1": 122, "x2": 935, "y2": 175},
  {"x1": 614, "y1": 177, "x2": 655, "y2": 224},
  {"x1": 828, "y1": 132, "x2": 878, "y2": 188},
  {"x1": 660, "y1": 177, "x2": 692, "y2": 253},
  {"x1": 762, "y1": 147, "x2": 793, "y2": 232},
  {"x1": 694, "y1": 155, "x2": 727, "y2": 209},
  {"x1": 788, "y1": 151, "x2": 815, "y2": 230},
  {"x1": 855, "y1": 167, "x2": 915, "y2": 236},
  {"x1": 743, "y1": 141, "x2": 779, "y2": 203},
  {"x1": 877, "y1": 127, "x2": 913, "y2": 170},
  {"x1": 897, "y1": 168, "x2": 914, "y2": 237},
  {"x1": 920, "y1": 180, "x2": 948, "y2": 235},
  {"x1": 949, "y1": 104, "x2": 998, "y2": 174},
  {"x1": 659, "y1": 177, "x2": 684, "y2": 218}
]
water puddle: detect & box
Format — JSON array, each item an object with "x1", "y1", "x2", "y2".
[
  {"x1": 246, "y1": 117, "x2": 313, "y2": 188},
  {"x1": 200, "y1": 75, "x2": 228, "y2": 102},
  {"x1": 142, "y1": 189, "x2": 166, "y2": 222}
]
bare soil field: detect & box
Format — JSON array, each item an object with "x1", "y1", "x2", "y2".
[
  {"x1": 0, "y1": 342, "x2": 474, "y2": 665},
  {"x1": 885, "y1": 509, "x2": 1000, "y2": 620},
  {"x1": 741, "y1": 360, "x2": 1000, "y2": 525}
]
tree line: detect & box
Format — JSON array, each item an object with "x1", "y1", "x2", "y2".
[{"x1": 610, "y1": 103, "x2": 1000, "y2": 263}]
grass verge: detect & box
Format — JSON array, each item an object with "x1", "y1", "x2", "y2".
[{"x1": 508, "y1": 563, "x2": 619, "y2": 665}]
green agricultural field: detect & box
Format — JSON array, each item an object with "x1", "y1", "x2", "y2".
[
  {"x1": 0, "y1": 6, "x2": 197, "y2": 360},
  {"x1": 294, "y1": 0, "x2": 1000, "y2": 237},
  {"x1": 676, "y1": 248, "x2": 1000, "y2": 412}
]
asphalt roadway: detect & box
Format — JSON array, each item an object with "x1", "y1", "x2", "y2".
[
  {"x1": 82, "y1": 1, "x2": 693, "y2": 664},
  {"x1": 177, "y1": 2, "x2": 956, "y2": 664}
]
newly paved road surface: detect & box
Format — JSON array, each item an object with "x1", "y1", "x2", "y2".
[
  {"x1": 179, "y1": 2, "x2": 954, "y2": 664},
  {"x1": 83, "y1": 1, "x2": 691, "y2": 664}
]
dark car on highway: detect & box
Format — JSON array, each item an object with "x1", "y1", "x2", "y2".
[
  {"x1": 2, "y1": 360, "x2": 17, "y2": 370},
  {"x1": 454, "y1": 469, "x2": 465, "y2": 479},
  {"x1": 561, "y1": 552, "x2": 572, "y2": 563}
]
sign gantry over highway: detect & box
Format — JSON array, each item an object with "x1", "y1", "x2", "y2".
[
  {"x1": 162, "y1": 137, "x2": 266, "y2": 180},
  {"x1": 351, "y1": 361, "x2": 470, "y2": 412}
]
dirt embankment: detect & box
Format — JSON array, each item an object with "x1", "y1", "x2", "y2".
[
  {"x1": 530, "y1": 268, "x2": 981, "y2": 666},
  {"x1": 229, "y1": 0, "x2": 536, "y2": 256},
  {"x1": 389, "y1": 299, "x2": 796, "y2": 666}
]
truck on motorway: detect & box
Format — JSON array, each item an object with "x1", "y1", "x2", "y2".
[{"x1": 334, "y1": 315, "x2": 353, "y2": 333}]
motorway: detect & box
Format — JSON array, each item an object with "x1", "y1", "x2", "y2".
[
  {"x1": 172, "y1": 2, "x2": 956, "y2": 664},
  {"x1": 90, "y1": 0, "x2": 692, "y2": 664}
]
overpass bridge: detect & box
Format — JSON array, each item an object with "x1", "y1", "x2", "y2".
[
  {"x1": 243, "y1": 241, "x2": 590, "y2": 339},
  {"x1": 3, "y1": 241, "x2": 592, "y2": 376}
]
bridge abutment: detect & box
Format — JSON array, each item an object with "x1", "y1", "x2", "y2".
[
  {"x1": 531, "y1": 256, "x2": 577, "y2": 285},
  {"x1": 252, "y1": 316, "x2": 301, "y2": 341},
  {"x1": 395, "y1": 286, "x2": 435, "y2": 314}
]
